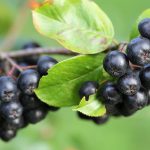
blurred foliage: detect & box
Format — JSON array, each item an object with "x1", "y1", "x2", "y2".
[{"x1": 0, "y1": 0, "x2": 150, "y2": 150}]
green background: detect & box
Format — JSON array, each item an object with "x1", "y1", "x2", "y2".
[{"x1": 0, "y1": 0, "x2": 150, "y2": 150}]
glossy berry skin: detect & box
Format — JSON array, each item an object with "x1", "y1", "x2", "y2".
[
  {"x1": 101, "y1": 82, "x2": 122, "y2": 105},
  {"x1": 138, "y1": 18, "x2": 150, "y2": 39},
  {"x1": 0, "y1": 101, "x2": 23, "y2": 121},
  {"x1": 0, "y1": 76, "x2": 18, "y2": 103},
  {"x1": 92, "y1": 114, "x2": 109, "y2": 125},
  {"x1": 20, "y1": 94, "x2": 43, "y2": 110},
  {"x1": 123, "y1": 88, "x2": 148, "y2": 110},
  {"x1": 24, "y1": 107, "x2": 48, "y2": 124},
  {"x1": 127, "y1": 37, "x2": 150, "y2": 66},
  {"x1": 0, "y1": 128, "x2": 17, "y2": 142},
  {"x1": 116, "y1": 103, "x2": 137, "y2": 117},
  {"x1": 79, "y1": 81, "x2": 99, "y2": 100},
  {"x1": 37, "y1": 56, "x2": 58, "y2": 76},
  {"x1": 105, "y1": 104, "x2": 120, "y2": 116},
  {"x1": 8, "y1": 117, "x2": 27, "y2": 129},
  {"x1": 77, "y1": 112, "x2": 92, "y2": 120},
  {"x1": 139, "y1": 64, "x2": 150, "y2": 89},
  {"x1": 103, "y1": 50, "x2": 129, "y2": 77},
  {"x1": 22, "y1": 42, "x2": 41, "y2": 65},
  {"x1": 17, "y1": 69, "x2": 40, "y2": 95},
  {"x1": 117, "y1": 73, "x2": 141, "y2": 95}
]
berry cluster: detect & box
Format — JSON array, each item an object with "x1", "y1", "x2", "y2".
[
  {"x1": 0, "y1": 42, "x2": 59, "y2": 142},
  {"x1": 78, "y1": 18, "x2": 150, "y2": 124}
]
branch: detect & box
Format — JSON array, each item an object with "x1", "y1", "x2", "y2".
[{"x1": 0, "y1": 47, "x2": 77, "y2": 60}]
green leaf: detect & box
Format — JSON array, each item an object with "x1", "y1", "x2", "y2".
[
  {"x1": 35, "y1": 53, "x2": 109, "y2": 107},
  {"x1": 32, "y1": 0, "x2": 114, "y2": 54},
  {"x1": 73, "y1": 94, "x2": 106, "y2": 117},
  {"x1": 130, "y1": 9, "x2": 150, "y2": 40}
]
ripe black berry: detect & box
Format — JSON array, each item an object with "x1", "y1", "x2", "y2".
[
  {"x1": 123, "y1": 88, "x2": 148, "y2": 110},
  {"x1": 116, "y1": 103, "x2": 137, "y2": 117},
  {"x1": 0, "y1": 128, "x2": 17, "y2": 142},
  {"x1": 79, "y1": 81, "x2": 99, "y2": 100},
  {"x1": 105, "y1": 104, "x2": 120, "y2": 116},
  {"x1": 77, "y1": 112, "x2": 92, "y2": 120},
  {"x1": 103, "y1": 50, "x2": 129, "y2": 77},
  {"x1": 37, "y1": 56, "x2": 58, "y2": 75},
  {"x1": 139, "y1": 64, "x2": 150, "y2": 89},
  {"x1": 20, "y1": 94, "x2": 43, "y2": 110},
  {"x1": 24, "y1": 107, "x2": 48, "y2": 124},
  {"x1": 101, "y1": 82, "x2": 122, "y2": 105},
  {"x1": 8, "y1": 117, "x2": 27, "y2": 129},
  {"x1": 17, "y1": 69, "x2": 40, "y2": 95},
  {"x1": 92, "y1": 114, "x2": 109, "y2": 125},
  {"x1": 138, "y1": 18, "x2": 150, "y2": 39},
  {"x1": 0, "y1": 76, "x2": 19, "y2": 102},
  {"x1": 127, "y1": 37, "x2": 150, "y2": 66},
  {"x1": 0, "y1": 101, "x2": 23, "y2": 121},
  {"x1": 117, "y1": 73, "x2": 141, "y2": 95},
  {"x1": 22, "y1": 42, "x2": 41, "y2": 65}
]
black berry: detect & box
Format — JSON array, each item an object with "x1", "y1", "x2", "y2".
[
  {"x1": 103, "y1": 50, "x2": 129, "y2": 77},
  {"x1": 92, "y1": 114, "x2": 109, "y2": 125},
  {"x1": 123, "y1": 88, "x2": 148, "y2": 110},
  {"x1": 79, "y1": 81, "x2": 99, "y2": 100},
  {"x1": 138, "y1": 18, "x2": 150, "y2": 39},
  {"x1": 101, "y1": 82, "x2": 122, "y2": 105},
  {"x1": 37, "y1": 56, "x2": 58, "y2": 75},
  {"x1": 0, "y1": 101, "x2": 23, "y2": 121},
  {"x1": 20, "y1": 94, "x2": 44, "y2": 110},
  {"x1": 0, "y1": 128, "x2": 17, "y2": 142},
  {"x1": 77, "y1": 112, "x2": 92, "y2": 120},
  {"x1": 127, "y1": 37, "x2": 150, "y2": 66},
  {"x1": 0, "y1": 76, "x2": 19, "y2": 103},
  {"x1": 117, "y1": 73, "x2": 141, "y2": 95},
  {"x1": 24, "y1": 107, "x2": 48, "y2": 124},
  {"x1": 22, "y1": 42, "x2": 41, "y2": 65},
  {"x1": 17, "y1": 69, "x2": 40, "y2": 95},
  {"x1": 139, "y1": 64, "x2": 150, "y2": 89}
]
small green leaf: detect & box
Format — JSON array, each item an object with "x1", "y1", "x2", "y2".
[
  {"x1": 32, "y1": 0, "x2": 114, "y2": 54},
  {"x1": 73, "y1": 94, "x2": 106, "y2": 117},
  {"x1": 130, "y1": 9, "x2": 150, "y2": 40},
  {"x1": 35, "y1": 53, "x2": 109, "y2": 107}
]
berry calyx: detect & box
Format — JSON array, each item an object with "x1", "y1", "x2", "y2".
[
  {"x1": 0, "y1": 76, "x2": 19, "y2": 103},
  {"x1": 117, "y1": 73, "x2": 141, "y2": 95}
]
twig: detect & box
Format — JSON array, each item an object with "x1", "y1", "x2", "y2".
[
  {"x1": 0, "y1": 47, "x2": 77, "y2": 60},
  {"x1": 4, "y1": 56, "x2": 23, "y2": 72}
]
